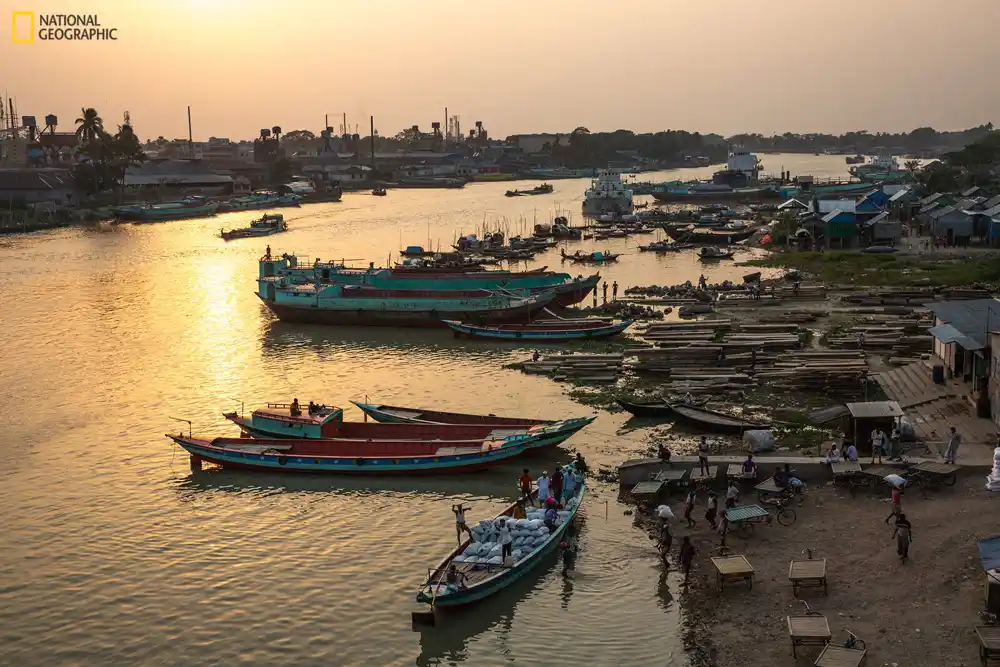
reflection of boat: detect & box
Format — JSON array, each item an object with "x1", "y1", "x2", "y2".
[
  {"x1": 168, "y1": 432, "x2": 531, "y2": 474},
  {"x1": 443, "y1": 318, "x2": 635, "y2": 342},
  {"x1": 220, "y1": 213, "x2": 286, "y2": 240},
  {"x1": 582, "y1": 171, "x2": 634, "y2": 216},
  {"x1": 616, "y1": 400, "x2": 769, "y2": 434},
  {"x1": 414, "y1": 465, "x2": 585, "y2": 607},
  {"x1": 698, "y1": 246, "x2": 735, "y2": 261}
]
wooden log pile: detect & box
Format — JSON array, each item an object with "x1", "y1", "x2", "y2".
[
  {"x1": 753, "y1": 350, "x2": 868, "y2": 393},
  {"x1": 519, "y1": 353, "x2": 623, "y2": 383}
]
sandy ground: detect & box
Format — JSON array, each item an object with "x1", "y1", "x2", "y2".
[{"x1": 658, "y1": 476, "x2": 1000, "y2": 667}]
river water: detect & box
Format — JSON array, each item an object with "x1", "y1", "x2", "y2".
[{"x1": 0, "y1": 154, "x2": 851, "y2": 666}]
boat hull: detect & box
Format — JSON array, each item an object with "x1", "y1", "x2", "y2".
[
  {"x1": 651, "y1": 188, "x2": 779, "y2": 203},
  {"x1": 131, "y1": 202, "x2": 220, "y2": 221},
  {"x1": 257, "y1": 294, "x2": 551, "y2": 327},
  {"x1": 444, "y1": 319, "x2": 633, "y2": 342},
  {"x1": 170, "y1": 436, "x2": 528, "y2": 474},
  {"x1": 618, "y1": 400, "x2": 768, "y2": 434},
  {"x1": 663, "y1": 227, "x2": 757, "y2": 244}
]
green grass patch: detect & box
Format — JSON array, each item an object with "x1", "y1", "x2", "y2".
[{"x1": 744, "y1": 250, "x2": 1000, "y2": 287}]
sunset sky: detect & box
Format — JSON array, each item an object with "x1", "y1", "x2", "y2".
[{"x1": 2, "y1": 0, "x2": 999, "y2": 141}]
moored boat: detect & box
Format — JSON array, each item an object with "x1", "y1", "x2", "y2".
[
  {"x1": 229, "y1": 402, "x2": 593, "y2": 451},
  {"x1": 638, "y1": 240, "x2": 683, "y2": 252},
  {"x1": 506, "y1": 183, "x2": 554, "y2": 197},
  {"x1": 663, "y1": 226, "x2": 758, "y2": 244},
  {"x1": 444, "y1": 318, "x2": 635, "y2": 342},
  {"x1": 350, "y1": 400, "x2": 567, "y2": 426},
  {"x1": 617, "y1": 399, "x2": 769, "y2": 434},
  {"x1": 414, "y1": 464, "x2": 585, "y2": 608},
  {"x1": 221, "y1": 213, "x2": 287, "y2": 240},
  {"x1": 372, "y1": 187, "x2": 387, "y2": 196},
  {"x1": 698, "y1": 246, "x2": 736, "y2": 261},
  {"x1": 583, "y1": 171, "x2": 634, "y2": 216},
  {"x1": 216, "y1": 191, "x2": 302, "y2": 213},
  {"x1": 168, "y1": 432, "x2": 530, "y2": 474},
  {"x1": 560, "y1": 249, "x2": 620, "y2": 263},
  {"x1": 117, "y1": 196, "x2": 220, "y2": 222}
]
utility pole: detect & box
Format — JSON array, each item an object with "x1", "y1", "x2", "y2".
[
  {"x1": 370, "y1": 115, "x2": 376, "y2": 174},
  {"x1": 187, "y1": 105, "x2": 193, "y2": 158}
]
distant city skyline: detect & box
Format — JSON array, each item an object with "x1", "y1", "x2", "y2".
[{"x1": 2, "y1": 0, "x2": 999, "y2": 142}]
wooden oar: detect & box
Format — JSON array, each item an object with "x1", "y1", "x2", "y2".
[{"x1": 411, "y1": 566, "x2": 449, "y2": 628}]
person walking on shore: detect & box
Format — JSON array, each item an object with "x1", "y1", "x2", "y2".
[
  {"x1": 892, "y1": 512, "x2": 913, "y2": 562},
  {"x1": 683, "y1": 488, "x2": 697, "y2": 528},
  {"x1": 697, "y1": 436, "x2": 710, "y2": 475},
  {"x1": 944, "y1": 426, "x2": 961, "y2": 464},
  {"x1": 705, "y1": 490, "x2": 719, "y2": 530},
  {"x1": 679, "y1": 536, "x2": 696, "y2": 584},
  {"x1": 884, "y1": 483, "x2": 903, "y2": 524},
  {"x1": 658, "y1": 520, "x2": 673, "y2": 566},
  {"x1": 612, "y1": 281, "x2": 618, "y2": 301}
]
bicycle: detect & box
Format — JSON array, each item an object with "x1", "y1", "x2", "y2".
[
  {"x1": 770, "y1": 498, "x2": 797, "y2": 526},
  {"x1": 798, "y1": 599, "x2": 822, "y2": 616},
  {"x1": 841, "y1": 629, "x2": 866, "y2": 651}
]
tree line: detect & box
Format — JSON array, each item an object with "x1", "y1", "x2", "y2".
[{"x1": 71, "y1": 107, "x2": 147, "y2": 197}]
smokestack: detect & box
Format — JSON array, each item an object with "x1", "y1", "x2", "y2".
[
  {"x1": 444, "y1": 107, "x2": 448, "y2": 146},
  {"x1": 370, "y1": 115, "x2": 376, "y2": 173},
  {"x1": 187, "y1": 106, "x2": 193, "y2": 157}
]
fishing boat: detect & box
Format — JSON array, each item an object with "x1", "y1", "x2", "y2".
[
  {"x1": 260, "y1": 254, "x2": 600, "y2": 307},
  {"x1": 372, "y1": 187, "x2": 388, "y2": 196},
  {"x1": 220, "y1": 213, "x2": 287, "y2": 240},
  {"x1": 443, "y1": 318, "x2": 635, "y2": 342},
  {"x1": 399, "y1": 245, "x2": 438, "y2": 258},
  {"x1": 505, "y1": 183, "x2": 553, "y2": 197},
  {"x1": 638, "y1": 241, "x2": 681, "y2": 252},
  {"x1": 845, "y1": 154, "x2": 865, "y2": 165},
  {"x1": 560, "y1": 249, "x2": 620, "y2": 263},
  {"x1": 583, "y1": 171, "x2": 634, "y2": 217},
  {"x1": 216, "y1": 191, "x2": 302, "y2": 213},
  {"x1": 616, "y1": 399, "x2": 769, "y2": 434},
  {"x1": 351, "y1": 400, "x2": 585, "y2": 427},
  {"x1": 593, "y1": 229, "x2": 628, "y2": 240},
  {"x1": 116, "y1": 196, "x2": 220, "y2": 222},
  {"x1": 663, "y1": 226, "x2": 758, "y2": 244},
  {"x1": 167, "y1": 432, "x2": 531, "y2": 474},
  {"x1": 698, "y1": 247, "x2": 735, "y2": 261},
  {"x1": 414, "y1": 464, "x2": 585, "y2": 610},
  {"x1": 229, "y1": 403, "x2": 593, "y2": 451}
]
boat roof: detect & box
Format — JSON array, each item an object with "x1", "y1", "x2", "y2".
[{"x1": 253, "y1": 403, "x2": 342, "y2": 425}]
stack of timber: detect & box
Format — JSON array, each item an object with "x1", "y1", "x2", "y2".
[
  {"x1": 752, "y1": 350, "x2": 868, "y2": 393},
  {"x1": 771, "y1": 284, "x2": 828, "y2": 300},
  {"x1": 754, "y1": 310, "x2": 826, "y2": 324},
  {"x1": 825, "y1": 320, "x2": 933, "y2": 359},
  {"x1": 518, "y1": 353, "x2": 623, "y2": 383}
]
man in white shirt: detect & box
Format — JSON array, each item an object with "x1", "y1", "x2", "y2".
[
  {"x1": 870, "y1": 429, "x2": 884, "y2": 465},
  {"x1": 725, "y1": 481, "x2": 740, "y2": 508},
  {"x1": 944, "y1": 426, "x2": 961, "y2": 464},
  {"x1": 499, "y1": 519, "x2": 513, "y2": 562},
  {"x1": 537, "y1": 471, "x2": 551, "y2": 503},
  {"x1": 452, "y1": 503, "x2": 472, "y2": 543}
]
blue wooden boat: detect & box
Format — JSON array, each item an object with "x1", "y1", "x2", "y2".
[
  {"x1": 442, "y1": 318, "x2": 634, "y2": 342},
  {"x1": 167, "y1": 432, "x2": 531, "y2": 474},
  {"x1": 415, "y1": 465, "x2": 585, "y2": 608},
  {"x1": 348, "y1": 400, "x2": 594, "y2": 450}
]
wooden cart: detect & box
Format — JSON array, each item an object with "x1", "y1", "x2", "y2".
[
  {"x1": 976, "y1": 625, "x2": 1000, "y2": 666},
  {"x1": 814, "y1": 643, "x2": 867, "y2": 667},
  {"x1": 789, "y1": 558, "x2": 828, "y2": 596},
  {"x1": 787, "y1": 614, "x2": 831, "y2": 658},
  {"x1": 710, "y1": 554, "x2": 754, "y2": 590}
]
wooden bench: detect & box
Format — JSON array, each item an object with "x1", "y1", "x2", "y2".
[
  {"x1": 787, "y1": 615, "x2": 831, "y2": 658},
  {"x1": 710, "y1": 554, "x2": 754, "y2": 590},
  {"x1": 789, "y1": 558, "x2": 828, "y2": 596},
  {"x1": 977, "y1": 625, "x2": 1000, "y2": 666},
  {"x1": 814, "y1": 644, "x2": 866, "y2": 667}
]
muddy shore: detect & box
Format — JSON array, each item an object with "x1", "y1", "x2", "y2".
[{"x1": 662, "y1": 476, "x2": 997, "y2": 666}]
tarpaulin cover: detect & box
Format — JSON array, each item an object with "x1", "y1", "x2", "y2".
[{"x1": 977, "y1": 535, "x2": 1000, "y2": 571}]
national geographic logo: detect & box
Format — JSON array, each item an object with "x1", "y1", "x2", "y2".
[{"x1": 12, "y1": 12, "x2": 118, "y2": 43}]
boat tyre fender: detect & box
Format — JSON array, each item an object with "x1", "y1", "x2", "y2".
[
  {"x1": 515, "y1": 331, "x2": 523, "y2": 338},
  {"x1": 380, "y1": 302, "x2": 387, "y2": 310},
  {"x1": 278, "y1": 456, "x2": 288, "y2": 466},
  {"x1": 355, "y1": 457, "x2": 364, "y2": 466}
]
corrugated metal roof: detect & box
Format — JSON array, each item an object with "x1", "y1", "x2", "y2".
[
  {"x1": 918, "y1": 192, "x2": 945, "y2": 206},
  {"x1": 981, "y1": 204, "x2": 1000, "y2": 217},
  {"x1": 818, "y1": 199, "x2": 857, "y2": 213},
  {"x1": 962, "y1": 186, "x2": 983, "y2": 197},
  {"x1": 926, "y1": 298, "x2": 1000, "y2": 348},
  {"x1": 888, "y1": 187, "x2": 911, "y2": 202},
  {"x1": 863, "y1": 211, "x2": 891, "y2": 226},
  {"x1": 846, "y1": 401, "x2": 904, "y2": 419},
  {"x1": 919, "y1": 201, "x2": 941, "y2": 215},
  {"x1": 983, "y1": 195, "x2": 1000, "y2": 210},
  {"x1": 821, "y1": 208, "x2": 845, "y2": 223},
  {"x1": 778, "y1": 198, "x2": 808, "y2": 210},
  {"x1": 929, "y1": 205, "x2": 957, "y2": 219}
]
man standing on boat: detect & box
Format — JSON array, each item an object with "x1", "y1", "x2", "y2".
[
  {"x1": 537, "y1": 471, "x2": 551, "y2": 504},
  {"x1": 612, "y1": 281, "x2": 619, "y2": 301},
  {"x1": 551, "y1": 468, "x2": 565, "y2": 506},
  {"x1": 452, "y1": 503, "x2": 472, "y2": 544},
  {"x1": 519, "y1": 469, "x2": 534, "y2": 506},
  {"x1": 602, "y1": 281, "x2": 608, "y2": 304}
]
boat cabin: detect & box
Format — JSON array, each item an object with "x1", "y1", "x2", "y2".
[{"x1": 247, "y1": 403, "x2": 345, "y2": 438}]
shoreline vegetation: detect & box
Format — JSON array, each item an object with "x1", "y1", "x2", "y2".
[{"x1": 744, "y1": 250, "x2": 1000, "y2": 288}]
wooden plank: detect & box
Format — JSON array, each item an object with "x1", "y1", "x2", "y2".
[
  {"x1": 711, "y1": 555, "x2": 754, "y2": 575},
  {"x1": 786, "y1": 615, "x2": 831, "y2": 639},
  {"x1": 788, "y1": 559, "x2": 827, "y2": 580}
]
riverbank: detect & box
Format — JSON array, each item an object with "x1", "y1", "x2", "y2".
[
  {"x1": 743, "y1": 248, "x2": 1000, "y2": 288},
  {"x1": 674, "y1": 476, "x2": 994, "y2": 667}
]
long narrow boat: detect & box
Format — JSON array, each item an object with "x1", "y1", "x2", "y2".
[
  {"x1": 167, "y1": 432, "x2": 530, "y2": 474},
  {"x1": 415, "y1": 465, "x2": 585, "y2": 608},
  {"x1": 617, "y1": 399, "x2": 769, "y2": 434},
  {"x1": 229, "y1": 403, "x2": 593, "y2": 451},
  {"x1": 443, "y1": 318, "x2": 635, "y2": 342},
  {"x1": 351, "y1": 400, "x2": 573, "y2": 426}
]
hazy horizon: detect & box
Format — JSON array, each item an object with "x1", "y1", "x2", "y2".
[{"x1": 3, "y1": 0, "x2": 999, "y2": 142}]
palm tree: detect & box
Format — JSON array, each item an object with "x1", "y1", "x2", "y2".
[{"x1": 75, "y1": 108, "x2": 104, "y2": 144}]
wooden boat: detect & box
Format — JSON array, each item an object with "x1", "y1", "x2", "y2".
[
  {"x1": 223, "y1": 403, "x2": 590, "y2": 452},
  {"x1": 594, "y1": 229, "x2": 628, "y2": 240},
  {"x1": 663, "y1": 226, "x2": 758, "y2": 244},
  {"x1": 698, "y1": 247, "x2": 736, "y2": 261},
  {"x1": 372, "y1": 187, "x2": 387, "y2": 196},
  {"x1": 616, "y1": 400, "x2": 769, "y2": 434},
  {"x1": 505, "y1": 183, "x2": 553, "y2": 197},
  {"x1": 560, "y1": 249, "x2": 620, "y2": 263},
  {"x1": 638, "y1": 241, "x2": 678, "y2": 252},
  {"x1": 220, "y1": 213, "x2": 286, "y2": 240},
  {"x1": 399, "y1": 245, "x2": 437, "y2": 257},
  {"x1": 443, "y1": 318, "x2": 634, "y2": 342},
  {"x1": 168, "y1": 432, "x2": 530, "y2": 474},
  {"x1": 414, "y1": 464, "x2": 585, "y2": 608}
]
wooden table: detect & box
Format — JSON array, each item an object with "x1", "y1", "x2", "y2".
[
  {"x1": 830, "y1": 461, "x2": 862, "y2": 476},
  {"x1": 814, "y1": 644, "x2": 867, "y2": 667},
  {"x1": 912, "y1": 461, "x2": 961, "y2": 475},
  {"x1": 630, "y1": 480, "x2": 663, "y2": 498},
  {"x1": 976, "y1": 625, "x2": 1000, "y2": 666},
  {"x1": 653, "y1": 468, "x2": 689, "y2": 488},
  {"x1": 689, "y1": 465, "x2": 718, "y2": 485},
  {"x1": 710, "y1": 554, "x2": 754, "y2": 590},
  {"x1": 726, "y1": 463, "x2": 747, "y2": 481},
  {"x1": 788, "y1": 558, "x2": 828, "y2": 596},
  {"x1": 786, "y1": 614, "x2": 831, "y2": 658}
]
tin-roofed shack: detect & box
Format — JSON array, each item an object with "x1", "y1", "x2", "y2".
[
  {"x1": 846, "y1": 401, "x2": 904, "y2": 454},
  {"x1": 926, "y1": 298, "x2": 1000, "y2": 419}
]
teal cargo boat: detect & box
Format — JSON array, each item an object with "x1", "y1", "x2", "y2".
[{"x1": 116, "y1": 196, "x2": 220, "y2": 222}]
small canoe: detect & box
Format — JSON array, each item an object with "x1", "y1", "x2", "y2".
[
  {"x1": 617, "y1": 400, "x2": 769, "y2": 434},
  {"x1": 698, "y1": 249, "x2": 736, "y2": 261},
  {"x1": 443, "y1": 318, "x2": 634, "y2": 342},
  {"x1": 167, "y1": 433, "x2": 530, "y2": 474},
  {"x1": 415, "y1": 465, "x2": 585, "y2": 608}
]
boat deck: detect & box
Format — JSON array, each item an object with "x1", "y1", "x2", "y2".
[{"x1": 254, "y1": 405, "x2": 338, "y2": 425}]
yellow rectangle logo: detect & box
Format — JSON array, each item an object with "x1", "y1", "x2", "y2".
[{"x1": 12, "y1": 11, "x2": 35, "y2": 43}]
